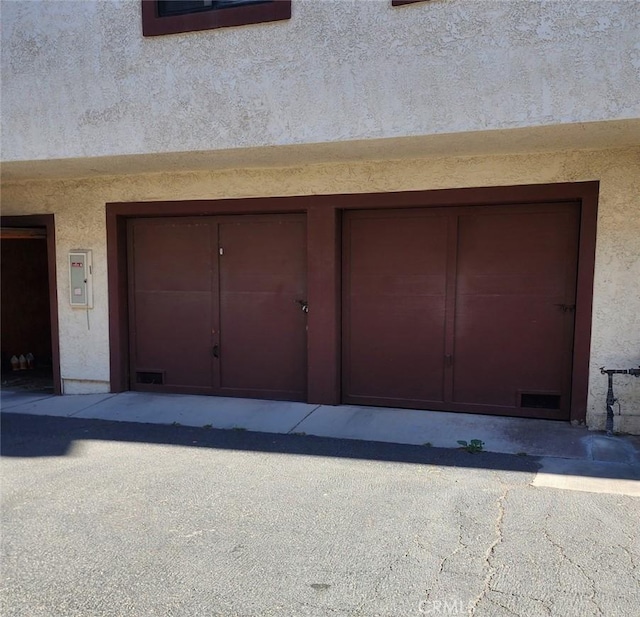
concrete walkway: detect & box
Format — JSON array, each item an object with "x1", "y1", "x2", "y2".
[{"x1": 2, "y1": 388, "x2": 639, "y2": 495}]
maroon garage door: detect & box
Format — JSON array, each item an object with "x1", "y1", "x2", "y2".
[
  {"x1": 343, "y1": 203, "x2": 580, "y2": 419},
  {"x1": 128, "y1": 215, "x2": 307, "y2": 401}
]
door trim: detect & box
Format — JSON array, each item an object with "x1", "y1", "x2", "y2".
[
  {"x1": 107, "y1": 181, "x2": 598, "y2": 424},
  {"x1": 1, "y1": 214, "x2": 62, "y2": 395}
]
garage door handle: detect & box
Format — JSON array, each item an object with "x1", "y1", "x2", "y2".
[
  {"x1": 212, "y1": 345, "x2": 219, "y2": 358},
  {"x1": 296, "y1": 300, "x2": 309, "y2": 313}
]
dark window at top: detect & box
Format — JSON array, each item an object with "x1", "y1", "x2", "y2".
[
  {"x1": 157, "y1": 0, "x2": 268, "y2": 18},
  {"x1": 142, "y1": 0, "x2": 291, "y2": 37}
]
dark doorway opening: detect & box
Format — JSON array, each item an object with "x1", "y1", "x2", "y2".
[{"x1": 1, "y1": 216, "x2": 61, "y2": 394}]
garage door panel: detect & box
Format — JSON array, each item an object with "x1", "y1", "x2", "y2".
[
  {"x1": 343, "y1": 204, "x2": 579, "y2": 419},
  {"x1": 453, "y1": 297, "x2": 569, "y2": 407},
  {"x1": 129, "y1": 215, "x2": 307, "y2": 400},
  {"x1": 458, "y1": 274, "x2": 569, "y2": 297},
  {"x1": 133, "y1": 292, "x2": 213, "y2": 388},
  {"x1": 132, "y1": 220, "x2": 213, "y2": 292},
  {"x1": 351, "y1": 274, "x2": 446, "y2": 298},
  {"x1": 343, "y1": 213, "x2": 448, "y2": 405},
  {"x1": 218, "y1": 218, "x2": 307, "y2": 399},
  {"x1": 457, "y1": 211, "x2": 576, "y2": 270},
  {"x1": 220, "y1": 293, "x2": 306, "y2": 396},
  {"x1": 346, "y1": 298, "x2": 446, "y2": 401},
  {"x1": 452, "y1": 207, "x2": 578, "y2": 414},
  {"x1": 454, "y1": 297, "x2": 568, "y2": 351},
  {"x1": 222, "y1": 274, "x2": 302, "y2": 294},
  {"x1": 349, "y1": 216, "x2": 448, "y2": 273},
  {"x1": 219, "y1": 221, "x2": 306, "y2": 292}
]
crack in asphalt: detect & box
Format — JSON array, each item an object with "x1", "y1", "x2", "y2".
[
  {"x1": 468, "y1": 484, "x2": 509, "y2": 616},
  {"x1": 436, "y1": 518, "x2": 466, "y2": 578},
  {"x1": 490, "y1": 588, "x2": 552, "y2": 617},
  {"x1": 351, "y1": 544, "x2": 412, "y2": 617},
  {"x1": 541, "y1": 511, "x2": 604, "y2": 617},
  {"x1": 485, "y1": 593, "x2": 521, "y2": 616},
  {"x1": 617, "y1": 543, "x2": 639, "y2": 581},
  {"x1": 4, "y1": 413, "x2": 638, "y2": 617},
  {"x1": 417, "y1": 508, "x2": 468, "y2": 611}
]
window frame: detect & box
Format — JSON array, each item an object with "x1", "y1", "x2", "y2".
[
  {"x1": 392, "y1": 1, "x2": 429, "y2": 6},
  {"x1": 141, "y1": 0, "x2": 292, "y2": 36}
]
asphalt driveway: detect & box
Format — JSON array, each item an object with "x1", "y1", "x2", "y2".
[{"x1": 1, "y1": 413, "x2": 638, "y2": 617}]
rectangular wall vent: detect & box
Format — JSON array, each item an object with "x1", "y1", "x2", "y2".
[
  {"x1": 520, "y1": 393, "x2": 561, "y2": 409},
  {"x1": 136, "y1": 371, "x2": 164, "y2": 385}
]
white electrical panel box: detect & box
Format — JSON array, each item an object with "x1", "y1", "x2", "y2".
[{"x1": 69, "y1": 250, "x2": 93, "y2": 308}]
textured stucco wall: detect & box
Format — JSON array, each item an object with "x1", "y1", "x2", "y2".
[
  {"x1": 2, "y1": 0, "x2": 639, "y2": 162},
  {"x1": 1, "y1": 147, "x2": 639, "y2": 431}
]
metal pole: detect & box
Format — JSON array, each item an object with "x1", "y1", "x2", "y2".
[
  {"x1": 605, "y1": 371, "x2": 616, "y2": 435},
  {"x1": 600, "y1": 367, "x2": 640, "y2": 436}
]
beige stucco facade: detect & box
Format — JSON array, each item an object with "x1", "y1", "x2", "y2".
[
  {"x1": 2, "y1": 0, "x2": 639, "y2": 163},
  {"x1": 1, "y1": 0, "x2": 639, "y2": 431},
  {"x1": 2, "y1": 147, "x2": 640, "y2": 431}
]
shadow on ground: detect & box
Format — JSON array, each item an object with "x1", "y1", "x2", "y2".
[
  {"x1": 4, "y1": 413, "x2": 640, "y2": 485},
  {"x1": 1, "y1": 412, "x2": 542, "y2": 474}
]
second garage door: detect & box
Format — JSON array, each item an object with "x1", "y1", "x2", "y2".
[{"x1": 342, "y1": 203, "x2": 579, "y2": 419}]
